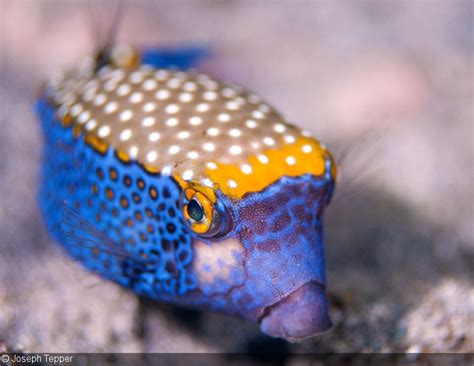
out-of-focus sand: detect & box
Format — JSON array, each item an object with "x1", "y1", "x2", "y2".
[{"x1": 0, "y1": 0, "x2": 472, "y2": 354}]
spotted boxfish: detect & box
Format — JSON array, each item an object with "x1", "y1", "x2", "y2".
[{"x1": 36, "y1": 43, "x2": 336, "y2": 341}]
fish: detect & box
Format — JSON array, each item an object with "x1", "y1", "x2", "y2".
[{"x1": 36, "y1": 42, "x2": 337, "y2": 342}]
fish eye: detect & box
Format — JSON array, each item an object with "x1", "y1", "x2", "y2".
[
  {"x1": 187, "y1": 198, "x2": 204, "y2": 222},
  {"x1": 180, "y1": 187, "x2": 232, "y2": 238}
]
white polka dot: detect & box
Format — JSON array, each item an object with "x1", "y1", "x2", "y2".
[
  {"x1": 169, "y1": 145, "x2": 180, "y2": 154},
  {"x1": 143, "y1": 102, "x2": 156, "y2": 112},
  {"x1": 143, "y1": 79, "x2": 157, "y2": 90},
  {"x1": 201, "y1": 178, "x2": 214, "y2": 187},
  {"x1": 110, "y1": 69, "x2": 125, "y2": 82},
  {"x1": 104, "y1": 102, "x2": 118, "y2": 114},
  {"x1": 248, "y1": 94, "x2": 261, "y2": 103},
  {"x1": 174, "y1": 71, "x2": 186, "y2": 80},
  {"x1": 229, "y1": 145, "x2": 242, "y2": 155},
  {"x1": 129, "y1": 71, "x2": 144, "y2": 84},
  {"x1": 55, "y1": 93, "x2": 72, "y2": 106},
  {"x1": 252, "y1": 110, "x2": 265, "y2": 119},
  {"x1": 57, "y1": 104, "x2": 68, "y2": 118},
  {"x1": 147, "y1": 151, "x2": 158, "y2": 162},
  {"x1": 259, "y1": 104, "x2": 271, "y2": 113},
  {"x1": 161, "y1": 165, "x2": 172, "y2": 176},
  {"x1": 183, "y1": 81, "x2": 197, "y2": 91},
  {"x1": 83, "y1": 88, "x2": 96, "y2": 102},
  {"x1": 189, "y1": 116, "x2": 202, "y2": 125},
  {"x1": 286, "y1": 156, "x2": 296, "y2": 165},
  {"x1": 117, "y1": 84, "x2": 131, "y2": 96},
  {"x1": 149, "y1": 132, "x2": 160, "y2": 142},
  {"x1": 203, "y1": 142, "x2": 215, "y2": 151},
  {"x1": 222, "y1": 88, "x2": 236, "y2": 98},
  {"x1": 155, "y1": 89, "x2": 170, "y2": 100},
  {"x1": 187, "y1": 151, "x2": 199, "y2": 159},
  {"x1": 119, "y1": 110, "x2": 133, "y2": 121},
  {"x1": 245, "y1": 119, "x2": 258, "y2": 129},
  {"x1": 234, "y1": 96, "x2": 246, "y2": 105},
  {"x1": 94, "y1": 94, "x2": 107, "y2": 106},
  {"x1": 196, "y1": 103, "x2": 210, "y2": 112},
  {"x1": 273, "y1": 123, "x2": 286, "y2": 133},
  {"x1": 77, "y1": 110, "x2": 90, "y2": 124},
  {"x1": 155, "y1": 70, "x2": 169, "y2": 80},
  {"x1": 218, "y1": 113, "x2": 231, "y2": 122},
  {"x1": 98, "y1": 66, "x2": 112, "y2": 79},
  {"x1": 139, "y1": 64, "x2": 153, "y2": 73},
  {"x1": 229, "y1": 128, "x2": 242, "y2": 137},
  {"x1": 97, "y1": 125, "x2": 110, "y2": 138},
  {"x1": 182, "y1": 169, "x2": 193, "y2": 180},
  {"x1": 166, "y1": 118, "x2": 179, "y2": 126},
  {"x1": 207, "y1": 162, "x2": 217, "y2": 170},
  {"x1": 226, "y1": 101, "x2": 239, "y2": 110},
  {"x1": 104, "y1": 80, "x2": 117, "y2": 92},
  {"x1": 179, "y1": 92, "x2": 193, "y2": 102},
  {"x1": 227, "y1": 180, "x2": 237, "y2": 188},
  {"x1": 197, "y1": 74, "x2": 210, "y2": 82},
  {"x1": 57, "y1": 93, "x2": 71, "y2": 105},
  {"x1": 241, "y1": 164, "x2": 252, "y2": 174},
  {"x1": 85, "y1": 79, "x2": 99, "y2": 91},
  {"x1": 178, "y1": 131, "x2": 190, "y2": 139},
  {"x1": 70, "y1": 104, "x2": 83, "y2": 116},
  {"x1": 142, "y1": 116, "x2": 155, "y2": 127},
  {"x1": 302, "y1": 144, "x2": 313, "y2": 153},
  {"x1": 207, "y1": 127, "x2": 219, "y2": 136},
  {"x1": 129, "y1": 92, "x2": 143, "y2": 103},
  {"x1": 203, "y1": 91, "x2": 218, "y2": 101},
  {"x1": 85, "y1": 119, "x2": 97, "y2": 130},
  {"x1": 167, "y1": 78, "x2": 181, "y2": 88},
  {"x1": 251, "y1": 142, "x2": 261, "y2": 149},
  {"x1": 203, "y1": 80, "x2": 218, "y2": 90},
  {"x1": 120, "y1": 129, "x2": 132, "y2": 141},
  {"x1": 258, "y1": 154, "x2": 269, "y2": 164},
  {"x1": 263, "y1": 137, "x2": 275, "y2": 146},
  {"x1": 166, "y1": 104, "x2": 179, "y2": 114},
  {"x1": 284, "y1": 135, "x2": 296, "y2": 144},
  {"x1": 129, "y1": 146, "x2": 138, "y2": 158},
  {"x1": 302, "y1": 129, "x2": 311, "y2": 137}
]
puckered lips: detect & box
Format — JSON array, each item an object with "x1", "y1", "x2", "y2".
[{"x1": 258, "y1": 281, "x2": 332, "y2": 342}]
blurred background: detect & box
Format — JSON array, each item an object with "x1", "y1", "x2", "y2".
[{"x1": 0, "y1": 0, "x2": 472, "y2": 355}]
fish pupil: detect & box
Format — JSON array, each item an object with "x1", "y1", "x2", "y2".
[{"x1": 187, "y1": 199, "x2": 204, "y2": 222}]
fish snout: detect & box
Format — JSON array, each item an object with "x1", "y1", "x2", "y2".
[{"x1": 259, "y1": 281, "x2": 332, "y2": 342}]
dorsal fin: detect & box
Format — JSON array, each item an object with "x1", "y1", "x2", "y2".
[{"x1": 86, "y1": 0, "x2": 124, "y2": 72}]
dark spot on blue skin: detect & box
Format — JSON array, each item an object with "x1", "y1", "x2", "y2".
[
  {"x1": 161, "y1": 239, "x2": 172, "y2": 251},
  {"x1": 123, "y1": 175, "x2": 132, "y2": 186},
  {"x1": 166, "y1": 223, "x2": 176, "y2": 234},
  {"x1": 163, "y1": 187, "x2": 171, "y2": 199},
  {"x1": 256, "y1": 238, "x2": 280, "y2": 252},
  {"x1": 166, "y1": 261, "x2": 178, "y2": 276},
  {"x1": 270, "y1": 212, "x2": 291, "y2": 232}
]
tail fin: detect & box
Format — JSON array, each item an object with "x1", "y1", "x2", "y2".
[{"x1": 141, "y1": 45, "x2": 211, "y2": 70}]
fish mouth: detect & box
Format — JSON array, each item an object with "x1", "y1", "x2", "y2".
[{"x1": 258, "y1": 281, "x2": 332, "y2": 342}]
